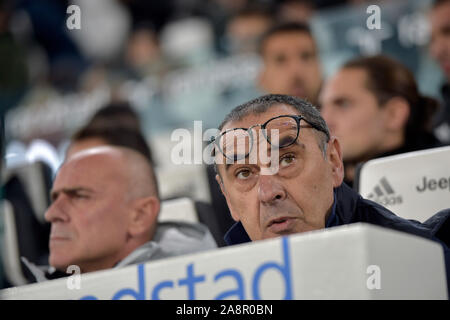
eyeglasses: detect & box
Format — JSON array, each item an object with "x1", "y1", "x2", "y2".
[{"x1": 211, "y1": 115, "x2": 329, "y2": 161}]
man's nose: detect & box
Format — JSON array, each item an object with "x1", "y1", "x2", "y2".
[
  {"x1": 289, "y1": 57, "x2": 307, "y2": 74},
  {"x1": 45, "y1": 197, "x2": 69, "y2": 223},
  {"x1": 257, "y1": 174, "x2": 286, "y2": 205}
]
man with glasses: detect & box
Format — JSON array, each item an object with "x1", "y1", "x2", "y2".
[{"x1": 211, "y1": 94, "x2": 449, "y2": 291}]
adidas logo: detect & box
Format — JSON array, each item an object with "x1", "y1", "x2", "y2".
[{"x1": 367, "y1": 177, "x2": 403, "y2": 206}]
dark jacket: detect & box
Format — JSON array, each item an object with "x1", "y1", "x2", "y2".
[{"x1": 224, "y1": 183, "x2": 450, "y2": 295}]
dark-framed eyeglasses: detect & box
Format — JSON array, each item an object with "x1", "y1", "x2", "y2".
[{"x1": 210, "y1": 115, "x2": 329, "y2": 161}]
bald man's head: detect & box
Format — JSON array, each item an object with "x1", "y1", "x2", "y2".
[
  {"x1": 67, "y1": 146, "x2": 158, "y2": 200},
  {"x1": 67, "y1": 141, "x2": 160, "y2": 199},
  {"x1": 46, "y1": 146, "x2": 160, "y2": 273}
]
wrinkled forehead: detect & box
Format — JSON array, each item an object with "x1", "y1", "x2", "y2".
[
  {"x1": 55, "y1": 150, "x2": 126, "y2": 187},
  {"x1": 220, "y1": 104, "x2": 301, "y2": 133}
]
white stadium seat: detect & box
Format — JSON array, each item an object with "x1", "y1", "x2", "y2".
[
  {"x1": 155, "y1": 165, "x2": 211, "y2": 203},
  {"x1": 355, "y1": 146, "x2": 450, "y2": 222},
  {"x1": 0, "y1": 200, "x2": 29, "y2": 286},
  {"x1": 158, "y1": 197, "x2": 199, "y2": 223}
]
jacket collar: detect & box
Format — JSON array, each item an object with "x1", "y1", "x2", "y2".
[
  {"x1": 224, "y1": 221, "x2": 251, "y2": 246},
  {"x1": 333, "y1": 182, "x2": 361, "y2": 225}
]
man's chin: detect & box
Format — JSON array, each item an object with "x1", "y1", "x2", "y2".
[{"x1": 49, "y1": 256, "x2": 75, "y2": 273}]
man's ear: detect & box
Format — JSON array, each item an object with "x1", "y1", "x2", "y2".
[
  {"x1": 128, "y1": 196, "x2": 160, "y2": 238},
  {"x1": 215, "y1": 173, "x2": 226, "y2": 196},
  {"x1": 382, "y1": 97, "x2": 410, "y2": 131},
  {"x1": 327, "y1": 137, "x2": 344, "y2": 188}
]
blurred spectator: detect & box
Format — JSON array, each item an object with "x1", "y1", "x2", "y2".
[
  {"x1": 14, "y1": 0, "x2": 87, "y2": 93},
  {"x1": 119, "y1": 0, "x2": 175, "y2": 33},
  {"x1": 82, "y1": 101, "x2": 142, "y2": 130},
  {"x1": 65, "y1": 101, "x2": 155, "y2": 166},
  {"x1": 160, "y1": 17, "x2": 216, "y2": 67},
  {"x1": 223, "y1": 4, "x2": 274, "y2": 55},
  {"x1": 320, "y1": 55, "x2": 444, "y2": 186},
  {"x1": 276, "y1": 0, "x2": 315, "y2": 23},
  {"x1": 124, "y1": 23, "x2": 166, "y2": 79},
  {"x1": 68, "y1": 0, "x2": 131, "y2": 64},
  {"x1": 190, "y1": 0, "x2": 251, "y2": 54},
  {"x1": 0, "y1": 0, "x2": 28, "y2": 114},
  {"x1": 256, "y1": 22, "x2": 323, "y2": 105},
  {"x1": 429, "y1": 0, "x2": 450, "y2": 144},
  {"x1": 67, "y1": 125, "x2": 156, "y2": 170}
]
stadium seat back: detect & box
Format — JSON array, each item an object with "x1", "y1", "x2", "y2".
[
  {"x1": 158, "y1": 197, "x2": 199, "y2": 223},
  {"x1": 0, "y1": 161, "x2": 52, "y2": 287},
  {"x1": 354, "y1": 146, "x2": 450, "y2": 222}
]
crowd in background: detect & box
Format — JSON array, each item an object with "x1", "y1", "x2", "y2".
[{"x1": 2, "y1": 0, "x2": 447, "y2": 145}]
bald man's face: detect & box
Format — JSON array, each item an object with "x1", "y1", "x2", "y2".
[{"x1": 45, "y1": 151, "x2": 135, "y2": 273}]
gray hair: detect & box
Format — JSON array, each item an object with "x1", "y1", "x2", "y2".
[
  {"x1": 219, "y1": 94, "x2": 330, "y2": 148},
  {"x1": 214, "y1": 94, "x2": 330, "y2": 176}
]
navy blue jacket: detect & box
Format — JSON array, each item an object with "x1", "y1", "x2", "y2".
[{"x1": 224, "y1": 183, "x2": 450, "y2": 296}]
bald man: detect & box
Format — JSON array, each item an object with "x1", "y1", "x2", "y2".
[{"x1": 23, "y1": 146, "x2": 216, "y2": 281}]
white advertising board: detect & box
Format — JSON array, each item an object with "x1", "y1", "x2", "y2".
[{"x1": 0, "y1": 223, "x2": 447, "y2": 300}]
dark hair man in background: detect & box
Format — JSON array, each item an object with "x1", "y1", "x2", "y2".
[
  {"x1": 320, "y1": 55, "x2": 443, "y2": 186},
  {"x1": 429, "y1": 0, "x2": 450, "y2": 144},
  {"x1": 257, "y1": 22, "x2": 323, "y2": 106}
]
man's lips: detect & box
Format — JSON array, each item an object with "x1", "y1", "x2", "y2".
[
  {"x1": 49, "y1": 232, "x2": 72, "y2": 242},
  {"x1": 50, "y1": 236, "x2": 70, "y2": 240},
  {"x1": 266, "y1": 216, "x2": 297, "y2": 233},
  {"x1": 49, "y1": 236, "x2": 71, "y2": 245}
]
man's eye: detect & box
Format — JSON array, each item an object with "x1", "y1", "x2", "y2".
[
  {"x1": 280, "y1": 155, "x2": 295, "y2": 167},
  {"x1": 274, "y1": 54, "x2": 286, "y2": 64},
  {"x1": 339, "y1": 103, "x2": 350, "y2": 109},
  {"x1": 337, "y1": 99, "x2": 353, "y2": 109},
  {"x1": 72, "y1": 193, "x2": 89, "y2": 199},
  {"x1": 300, "y1": 52, "x2": 314, "y2": 61},
  {"x1": 236, "y1": 169, "x2": 252, "y2": 180}
]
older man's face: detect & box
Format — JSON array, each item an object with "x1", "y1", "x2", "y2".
[
  {"x1": 45, "y1": 151, "x2": 133, "y2": 272},
  {"x1": 216, "y1": 104, "x2": 343, "y2": 241}
]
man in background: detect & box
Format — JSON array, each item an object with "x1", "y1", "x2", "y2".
[
  {"x1": 320, "y1": 55, "x2": 443, "y2": 186},
  {"x1": 257, "y1": 22, "x2": 323, "y2": 106},
  {"x1": 429, "y1": 0, "x2": 450, "y2": 144}
]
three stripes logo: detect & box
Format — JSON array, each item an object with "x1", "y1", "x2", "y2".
[{"x1": 367, "y1": 177, "x2": 403, "y2": 206}]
